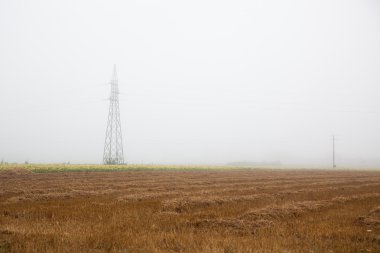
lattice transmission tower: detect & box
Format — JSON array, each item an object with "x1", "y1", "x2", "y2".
[{"x1": 103, "y1": 65, "x2": 124, "y2": 164}]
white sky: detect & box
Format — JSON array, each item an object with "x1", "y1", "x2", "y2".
[{"x1": 0, "y1": 0, "x2": 379, "y2": 167}]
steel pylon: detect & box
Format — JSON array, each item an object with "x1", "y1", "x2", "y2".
[{"x1": 103, "y1": 65, "x2": 124, "y2": 164}]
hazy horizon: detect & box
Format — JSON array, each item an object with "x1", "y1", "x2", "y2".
[{"x1": 1, "y1": 0, "x2": 379, "y2": 167}]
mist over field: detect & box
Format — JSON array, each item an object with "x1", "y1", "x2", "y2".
[{"x1": 0, "y1": 0, "x2": 379, "y2": 167}]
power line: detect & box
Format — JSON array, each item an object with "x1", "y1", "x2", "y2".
[{"x1": 332, "y1": 135, "x2": 336, "y2": 168}]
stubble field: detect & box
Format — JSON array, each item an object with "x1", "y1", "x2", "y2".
[{"x1": 0, "y1": 166, "x2": 380, "y2": 252}]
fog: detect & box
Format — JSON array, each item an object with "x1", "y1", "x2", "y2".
[{"x1": 0, "y1": 0, "x2": 379, "y2": 167}]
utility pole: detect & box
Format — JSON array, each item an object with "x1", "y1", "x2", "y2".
[
  {"x1": 103, "y1": 65, "x2": 124, "y2": 164},
  {"x1": 332, "y1": 135, "x2": 336, "y2": 168}
]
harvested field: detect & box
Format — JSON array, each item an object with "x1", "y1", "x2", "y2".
[
  {"x1": 1, "y1": 167, "x2": 380, "y2": 252},
  {"x1": 358, "y1": 206, "x2": 380, "y2": 228}
]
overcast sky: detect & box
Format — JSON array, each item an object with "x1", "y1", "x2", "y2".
[{"x1": 0, "y1": 0, "x2": 379, "y2": 167}]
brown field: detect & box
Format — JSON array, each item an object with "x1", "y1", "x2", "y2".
[{"x1": 1, "y1": 167, "x2": 380, "y2": 252}]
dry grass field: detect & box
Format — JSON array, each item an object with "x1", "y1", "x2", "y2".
[{"x1": 0, "y1": 166, "x2": 380, "y2": 252}]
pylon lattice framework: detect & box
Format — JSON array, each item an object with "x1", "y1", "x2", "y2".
[{"x1": 103, "y1": 65, "x2": 124, "y2": 164}]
